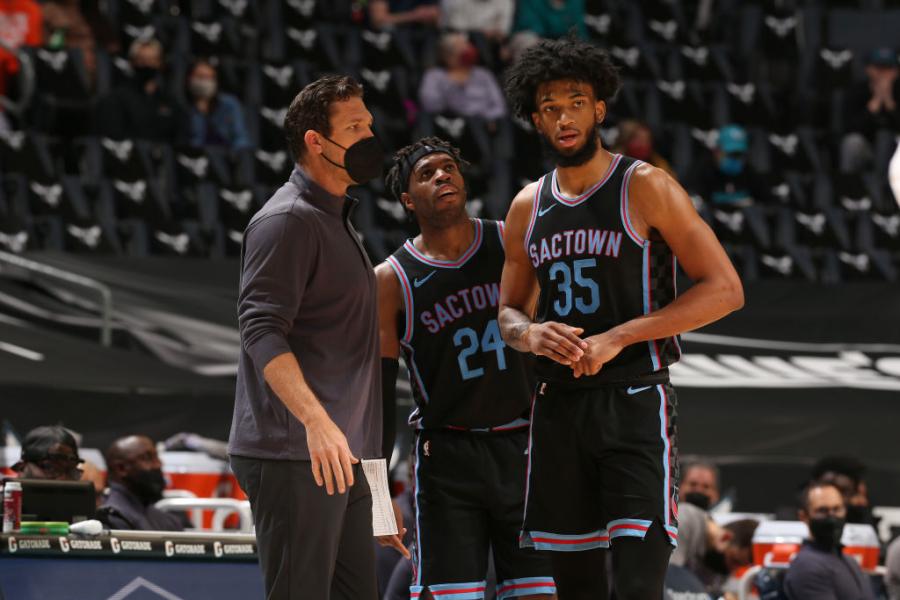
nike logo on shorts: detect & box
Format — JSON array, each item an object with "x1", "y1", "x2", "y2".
[
  {"x1": 538, "y1": 203, "x2": 557, "y2": 217},
  {"x1": 626, "y1": 385, "x2": 653, "y2": 395},
  {"x1": 414, "y1": 271, "x2": 437, "y2": 288}
]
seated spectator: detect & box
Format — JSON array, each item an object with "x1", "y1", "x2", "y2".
[
  {"x1": 685, "y1": 124, "x2": 761, "y2": 207},
  {"x1": 841, "y1": 47, "x2": 899, "y2": 174},
  {"x1": 0, "y1": 0, "x2": 43, "y2": 101},
  {"x1": 671, "y1": 501, "x2": 730, "y2": 592},
  {"x1": 11, "y1": 425, "x2": 83, "y2": 481},
  {"x1": 184, "y1": 59, "x2": 251, "y2": 150},
  {"x1": 99, "y1": 434, "x2": 185, "y2": 531},
  {"x1": 96, "y1": 37, "x2": 185, "y2": 143},
  {"x1": 419, "y1": 32, "x2": 506, "y2": 122},
  {"x1": 42, "y1": 0, "x2": 118, "y2": 87},
  {"x1": 680, "y1": 460, "x2": 721, "y2": 511},
  {"x1": 783, "y1": 481, "x2": 875, "y2": 600},
  {"x1": 612, "y1": 119, "x2": 676, "y2": 179},
  {"x1": 440, "y1": 0, "x2": 514, "y2": 43},
  {"x1": 887, "y1": 536, "x2": 900, "y2": 600},
  {"x1": 368, "y1": 0, "x2": 440, "y2": 29},
  {"x1": 720, "y1": 519, "x2": 759, "y2": 599},
  {"x1": 811, "y1": 455, "x2": 873, "y2": 524},
  {"x1": 509, "y1": 0, "x2": 586, "y2": 59}
]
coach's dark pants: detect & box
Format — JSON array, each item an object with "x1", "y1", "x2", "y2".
[{"x1": 230, "y1": 456, "x2": 377, "y2": 600}]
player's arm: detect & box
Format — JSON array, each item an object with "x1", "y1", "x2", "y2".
[
  {"x1": 573, "y1": 164, "x2": 744, "y2": 377},
  {"x1": 375, "y1": 262, "x2": 401, "y2": 459},
  {"x1": 499, "y1": 183, "x2": 587, "y2": 365},
  {"x1": 373, "y1": 262, "x2": 411, "y2": 560}
]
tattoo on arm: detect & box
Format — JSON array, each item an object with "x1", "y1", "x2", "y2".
[{"x1": 500, "y1": 307, "x2": 533, "y2": 353}]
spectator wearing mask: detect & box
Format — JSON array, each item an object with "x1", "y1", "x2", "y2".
[
  {"x1": 841, "y1": 47, "x2": 900, "y2": 173},
  {"x1": 368, "y1": 0, "x2": 439, "y2": 29},
  {"x1": 11, "y1": 425, "x2": 83, "y2": 481},
  {"x1": 685, "y1": 124, "x2": 761, "y2": 207},
  {"x1": 185, "y1": 59, "x2": 251, "y2": 150},
  {"x1": 419, "y1": 32, "x2": 506, "y2": 122},
  {"x1": 811, "y1": 455, "x2": 873, "y2": 525},
  {"x1": 783, "y1": 482, "x2": 875, "y2": 600},
  {"x1": 99, "y1": 434, "x2": 184, "y2": 531},
  {"x1": 680, "y1": 460, "x2": 721, "y2": 511},
  {"x1": 720, "y1": 519, "x2": 760, "y2": 600},
  {"x1": 612, "y1": 119, "x2": 677, "y2": 179},
  {"x1": 97, "y1": 37, "x2": 184, "y2": 143},
  {"x1": 671, "y1": 501, "x2": 731, "y2": 592},
  {"x1": 440, "y1": 0, "x2": 513, "y2": 42}
]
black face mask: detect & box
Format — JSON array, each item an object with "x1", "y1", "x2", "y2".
[
  {"x1": 808, "y1": 516, "x2": 845, "y2": 551},
  {"x1": 126, "y1": 468, "x2": 167, "y2": 505},
  {"x1": 845, "y1": 504, "x2": 872, "y2": 524},
  {"x1": 320, "y1": 135, "x2": 385, "y2": 183},
  {"x1": 133, "y1": 66, "x2": 160, "y2": 86},
  {"x1": 540, "y1": 121, "x2": 601, "y2": 168},
  {"x1": 684, "y1": 492, "x2": 713, "y2": 511},
  {"x1": 702, "y1": 548, "x2": 730, "y2": 575}
]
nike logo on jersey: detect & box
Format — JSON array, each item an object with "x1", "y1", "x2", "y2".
[
  {"x1": 414, "y1": 271, "x2": 437, "y2": 288},
  {"x1": 537, "y1": 203, "x2": 557, "y2": 217},
  {"x1": 626, "y1": 385, "x2": 653, "y2": 395}
]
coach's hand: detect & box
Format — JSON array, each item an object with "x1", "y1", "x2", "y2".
[
  {"x1": 571, "y1": 332, "x2": 624, "y2": 378},
  {"x1": 525, "y1": 322, "x2": 588, "y2": 366},
  {"x1": 306, "y1": 412, "x2": 358, "y2": 495},
  {"x1": 377, "y1": 500, "x2": 411, "y2": 559}
]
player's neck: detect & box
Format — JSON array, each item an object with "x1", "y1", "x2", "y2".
[
  {"x1": 554, "y1": 148, "x2": 614, "y2": 197},
  {"x1": 414, "y1": 217, "x2": 474, "y2": 262}
]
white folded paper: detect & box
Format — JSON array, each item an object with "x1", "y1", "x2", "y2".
[{"x1": 362, "y1": 458, "x2": 398, "y2": 537}]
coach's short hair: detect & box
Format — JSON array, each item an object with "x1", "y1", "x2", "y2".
[
  {"x1": 503, "y1": 35, "x2": 621, "y2": 122},
  {"x1": 284, "y1": 75, "x2": 364, "y2": 162}
]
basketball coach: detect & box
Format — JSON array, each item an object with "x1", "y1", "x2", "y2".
[{"x1": 228, "y1": 75, "x2": 393, "y2": 599}]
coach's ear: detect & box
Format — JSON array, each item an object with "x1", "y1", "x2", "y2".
[{"x1": 304, "y1": 129, "x2": 324, "y2": 156}]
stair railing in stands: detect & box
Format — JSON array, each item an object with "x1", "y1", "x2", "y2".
[{"x1": 0, "y1": 250, "x2": 113, "y2": 346}]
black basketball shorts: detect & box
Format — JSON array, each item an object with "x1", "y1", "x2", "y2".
[
  {"x1": 410, "y1": 428, "x2": 556, "y2": 599},
  {"x1": 519, "y1": 381, "x2": 680, "y2": 552}
]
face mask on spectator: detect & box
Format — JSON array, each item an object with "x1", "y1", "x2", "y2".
[
  {"x1": 703, "y1": 548, "x2": 730, "y2": 575},
  {"x1": 189, "y1": 78, "x2": 217, "y2": 100},
  {"x1": 625, "y1": 139, "x2": 653, "y2": 161},
  {"x1": 134, "y1": 66, "x2": 160, "y2": 86},
  {"x1": 808, "y1": 516, "x2": 845, "y2": 550},
  {"x1": 718, "y1": 154, "x2": 745, "y2": 176},
  {"x1": 684, "y1": 492, "x2": 712, "y2": 511},
  {"x1": 458, "y1": 43, "x2": 479, "y2": 68},
  {"x1": 127, "y1": 468, "x2": 167, "y2": 504}
]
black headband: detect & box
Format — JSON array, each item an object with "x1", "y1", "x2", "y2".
[{"x1": 396, "y1": 144, "x2": 455, "y2": 198}]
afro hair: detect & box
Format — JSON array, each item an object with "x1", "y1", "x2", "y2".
[{"x1": 503, "y1": 35, "x2": 621, "y2": 122}]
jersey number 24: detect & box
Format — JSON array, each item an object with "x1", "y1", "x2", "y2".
[{"x1": 453, "y1": 319, "x2": 507, "y2": 381}]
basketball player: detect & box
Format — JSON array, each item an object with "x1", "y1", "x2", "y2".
[
  {"x1": 498, "y1": 38, "x2": 745, "y2": 599},
  {"x1": 376, "y1": 137, "x2": 556, "y2": 600}
]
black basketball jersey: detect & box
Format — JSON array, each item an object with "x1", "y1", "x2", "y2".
[
  {"x1": 525, "y1": 154, "x2": 681, "y2": 385},
  {"x1": 386, "y1": 218, "x2": 533, "y2": 429}
]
